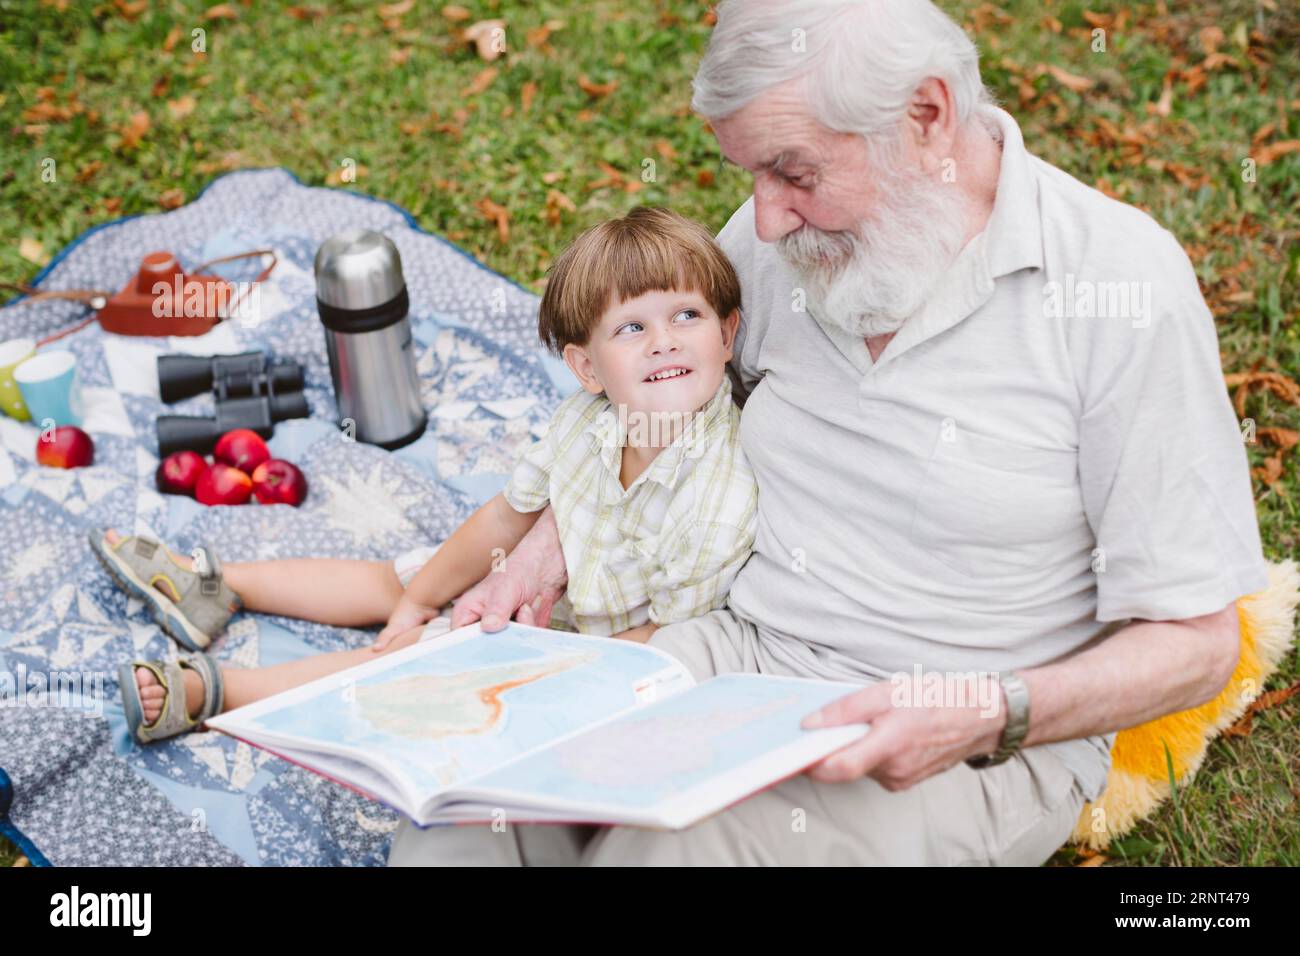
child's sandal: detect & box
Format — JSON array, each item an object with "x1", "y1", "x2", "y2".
[
  {"x1": 118, "y1": 655, "x2": 224, "y2": 745},
  {"x1": 89, "y1": 528, "x2": 242, "y2": 651}
]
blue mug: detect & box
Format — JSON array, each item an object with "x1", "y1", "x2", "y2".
[{"x1": 14, "y1": 349, "x2": 84, "y2": 428}]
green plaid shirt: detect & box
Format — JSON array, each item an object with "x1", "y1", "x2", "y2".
[{"x1": 503, "y1": 373, "x2": 757, "y2": 636}]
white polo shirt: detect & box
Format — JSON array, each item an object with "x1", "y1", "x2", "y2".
[{"x1": 716, "y1": 104, "x2": 1268, "y2": 803}]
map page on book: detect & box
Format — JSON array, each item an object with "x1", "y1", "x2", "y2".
[{"x1": 228, "y1": 623, "x2": 693, "y2": 796}]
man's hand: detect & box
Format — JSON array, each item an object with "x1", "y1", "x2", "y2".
[
  {"x1": 450, "y1": 504, "x2": 569, "y2": 633},
  {"x1": 801, "y1": 673, "x2": 1008, "y2": 791}
]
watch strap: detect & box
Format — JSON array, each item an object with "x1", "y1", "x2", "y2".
[{"x1": 965, "y1": 672, "x2": 1030, "y2": 769}]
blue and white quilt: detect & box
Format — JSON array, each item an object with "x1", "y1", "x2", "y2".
[{"x1": 0, "y1": 168, "x2": 579, "y2": 865}]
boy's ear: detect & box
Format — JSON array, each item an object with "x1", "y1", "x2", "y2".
[
  {"x1": 720, "y1": 307, "x2": 741, "y2": 361},
  {"x1": 562, "y1": 343, "x2": 605, "y2": 395}
]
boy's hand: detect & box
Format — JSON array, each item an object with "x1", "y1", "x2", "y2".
[{"x1": 373, "y1": 598, "x2": 439, "y2": 651}]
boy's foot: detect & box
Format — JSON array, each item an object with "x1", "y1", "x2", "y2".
[
  {"x1": 90, "y1": 527, "x2": 242, "y2": 651},
  {"x1": 134, "y1": 663, "x2": 203, "y2": 724}
]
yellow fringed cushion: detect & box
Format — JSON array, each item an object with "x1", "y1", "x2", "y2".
[{"x1": 1068, "y1": 560, "x2": 1299, "y2": 850}]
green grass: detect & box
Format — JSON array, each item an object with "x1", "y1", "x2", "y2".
[{"x1": 0, "y1": 0, "x2": 1296, "y2": 866}]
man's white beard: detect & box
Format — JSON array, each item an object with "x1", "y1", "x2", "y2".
[{"x1": 777, "y1": 151, "x2": 972, "y2": 339}]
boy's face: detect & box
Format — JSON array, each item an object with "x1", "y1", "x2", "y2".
[{"x1": 563, "y1": 288, "x2": 740, "y2": 423}]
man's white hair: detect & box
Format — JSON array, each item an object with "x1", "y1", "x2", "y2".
[{"x1": 691, "y1": 0, "x2": 995, "y2": 146}]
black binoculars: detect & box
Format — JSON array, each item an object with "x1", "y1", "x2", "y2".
[{"x1": 156, "y1": 351, "x2": 309, "y2": 457}]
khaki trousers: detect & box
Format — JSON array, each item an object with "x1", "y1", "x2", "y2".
[{"x1": 388, "y1": 609, "x2": 1087, "y2": 866}]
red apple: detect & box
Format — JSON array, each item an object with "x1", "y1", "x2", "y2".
[
  {"x1": 35, "y1": 425, "x2": 94, "y2": 469},
  {"x1": 195, "y1": 462, "x2": 253, "y2": 506},
  {"x1": 156, "y1": 450, "x2": 208, "y2": 496},
  {"x1": 251, "y1": 458, "x2": 308, "y2": 506},
  {"x1": 213, "y1": 428, "x2": 271, "y2": 475}
]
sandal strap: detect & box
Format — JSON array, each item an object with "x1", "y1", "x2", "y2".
[
  {"x1": 194, "y1": 543, "x2": 224, "y2": 597},
  {"x1": 123, "y1": 655, "x2": 223, "y2": 744},
  {"x1": 182, "y1": 652, "x2": 224, "y2": 721}
]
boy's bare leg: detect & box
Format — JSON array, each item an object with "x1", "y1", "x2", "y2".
[
  {"x1": 223, "y1": 559, "x2": 405, "y2": 626},
  {"x1": 133, "y1": 624, "x2": 429, "y2": 723},
  {"x1": 102, "y1": 529, "x2": 404, "y2": 627}
]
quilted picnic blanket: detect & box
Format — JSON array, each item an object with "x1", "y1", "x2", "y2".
[{"x1": 0, "y1": 168, "x2": 580, "y2": 865}]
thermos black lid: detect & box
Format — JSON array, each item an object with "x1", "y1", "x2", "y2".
[{"x1": 315, "y1": 229, "x2": 410, "y2": 334}]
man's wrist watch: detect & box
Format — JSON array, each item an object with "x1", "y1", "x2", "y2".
[{"x1": 965, "y1": 672, "x2": 1030, "y2": 769}]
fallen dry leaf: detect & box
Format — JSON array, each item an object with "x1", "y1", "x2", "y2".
[
  {"x1": 577, "y1": 74, "x2": 617, "y2": 98},
  {"x1": 1153, "y1": 74, "x2": 1174, "y2": 117},
  {"x1": 159, "y1": 188, "x2": 185, "y2": 210},
  {"x1": 75, "y1": 160, "x2": 104, "y2": 184},
  {"x1": 1251, "y1": 454, "x2": 1285, "y2": 493},
  {"x1": 1251, "y1": 122, "x2": 1277, "y2": 145},
  {"x1": 114, "y1": 0, "x2": 147, "y2": 19},
  {"x1": 441, "y1": 4, "x2": 470, "y2": 21},
  {"x1": 1199, "y1": 25, "x2": 1225, "y2": 55},
  {"x1": 1256, "y1": 140, "x2": 1300, "y2": 165},
  {"x1": 526, "y1": 19, "x2": 564, "y2": 51},
  {"x1": 476, "y1": 197, "x2": 510, "y2": 243},
  {"x1": 1226, "y1": 369, "x2": 1300, "y2": 418},
  {"x1": 118, "y1": 110, "x2": 150, "y2": 150},
  {"x1": 1046, "y1": 64, "x2": 1094, "y2": 94},
  {"x1": 168, "y1": 95, "x2": 197, "y2": 120},
  {"x1": 1252, "y1": 679, "x2": 1300, "y2": 712},
  {"x1": 377, "y1": 0, "x2": 413, "y2": 16},
  {"x1": 969, "y1": 3, "x2": 1013, "y2": 31},
  {"x1": 22, "y1": 102, "x2": 75, "y2": 123},
  {"x1": 463, "y1": 19, "x2": 506, "y2": 61},
  {"x1": 520, "y1": 80, "x2": 537, "y2": 113},
  {"x1": 163, "y1": 24, "x2": 182, "y2": 51},
  {"x1": 19, "y1": 237, "x2": 47, "y2": 265},
  {"x1": 544, "y1": 188, "x2": 576, "y2": 226},
  {"x1": 204, "y1": 4, "x2": 239, "y2": 20},
  {"x1": 462, "y1": 67, "x2": 498, "y2": 96},
  {"x1": 285, "y1": 6, "x2": 326, "y2": 21}
]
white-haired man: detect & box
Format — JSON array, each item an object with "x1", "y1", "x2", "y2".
[{"x1": 389, "y1": 0, "x2": 1266, "y2": 865}]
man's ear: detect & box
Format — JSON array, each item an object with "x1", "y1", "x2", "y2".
[
  {"x1": 904, "y1": 76, "x2": 957, "y2": 171},
  {"x1": 562, "y1": 343, "x2": 605, "y2": 395},
  {"x1": 720, "y1": 307, "x2": 741, "y2": 361}
]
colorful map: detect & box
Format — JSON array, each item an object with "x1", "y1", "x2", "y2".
[{"x1": 243, "y1": 625, "x2": 691, "y2": 795}]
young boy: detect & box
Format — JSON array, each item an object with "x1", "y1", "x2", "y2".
[{"x1": 98, "y1": 205, "x2": 758, "y2": 743}]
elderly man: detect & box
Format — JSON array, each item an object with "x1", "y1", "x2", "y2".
[{"x1": 389, "y1": 0, "x2": 1266, "y2": 866}]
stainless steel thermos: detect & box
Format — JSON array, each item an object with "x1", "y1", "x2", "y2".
[{"x1": 315, "y1": 229, "x2": 427, "y2": 449}]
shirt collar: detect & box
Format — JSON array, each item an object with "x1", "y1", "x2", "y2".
[
  {"x1": 584, "y1": 373, "x2": 734, "y2": 494},
  {"x1": 979, "y1": 104, "x2": 1045, "y2": 279}
]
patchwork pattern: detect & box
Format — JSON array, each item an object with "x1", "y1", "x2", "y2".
[{"x1": 0, "y1": 168, "x2": 578, "y2": 865}]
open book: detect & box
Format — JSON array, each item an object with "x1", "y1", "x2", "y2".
[{"x1": 207, "y1": 621, "x2": 870, "y2": 830}]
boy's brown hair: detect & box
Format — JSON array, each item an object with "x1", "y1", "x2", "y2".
[{"x1": 537, "y1": 205, "x2": 742, "y2": 355}]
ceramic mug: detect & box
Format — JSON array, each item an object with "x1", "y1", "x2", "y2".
[
  {"x1": 0, "y1": 337, "x2": 37, "y2": 420},
  {"x1": 14, "y1": 349, "x2": 84, "y2": 428}
]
